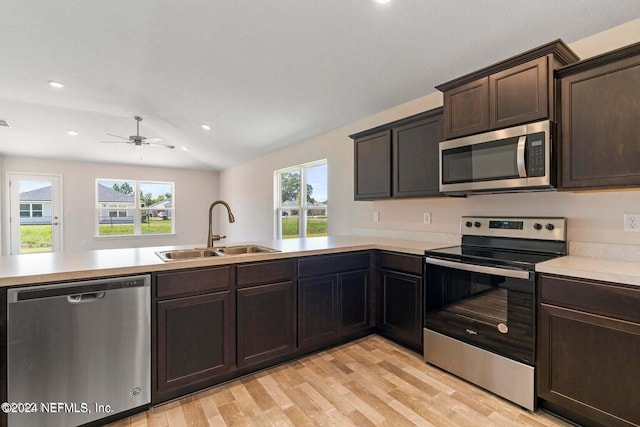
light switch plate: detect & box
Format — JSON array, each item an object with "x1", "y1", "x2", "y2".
[
  {"x1": 424, "y1": 212, "x2": 431, "y2": 224},
  {"x1": 624, "y1": 214, "x2": 640, "y2": 231},
  {"x1": 373, "y1": 211, "x2": 379, "y2": 222}
]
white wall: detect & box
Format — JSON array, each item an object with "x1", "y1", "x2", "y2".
[
  {"x1": 1, "y1": 156, "x2": 219, "y2": 254},
  {"x1": 219, "y1": 19, "x2": 640, "y2": 247}
]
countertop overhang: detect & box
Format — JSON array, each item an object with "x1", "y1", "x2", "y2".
[
  {"x1": 3, "y1": 236, "x2": 639, "y2": 288},
  {"x1": 0, "y1": 236, "x2": 452, "y2": 287}
]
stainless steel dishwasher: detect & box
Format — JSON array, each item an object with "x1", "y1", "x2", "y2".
[{"x1": 7, "y1": 275, "x2": 151, "y2": 427}]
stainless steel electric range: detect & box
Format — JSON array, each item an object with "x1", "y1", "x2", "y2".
[{"x1": 423, "y1": 216, "x2": 566, "y2": 411}]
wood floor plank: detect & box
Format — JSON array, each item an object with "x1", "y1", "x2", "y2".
[{"x1": 107, "y1": 335, "x2": 570, "y2": 427}]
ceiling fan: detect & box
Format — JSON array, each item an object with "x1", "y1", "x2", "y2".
[{"x1": 100, "y1": 116, "x2": 175, "y2": 149}]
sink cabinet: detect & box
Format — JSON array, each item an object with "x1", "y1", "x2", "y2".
[
  {"x1": 378, "y1": 252, "x2": 424, "y2": 351},
  {"x1": 153, "y1": 266, "x2": 235, "y2": 403},
  {"x1": 537, "y1": 275, "x2": 640, "y2": 427},
  {"x1": 297, "y1": 251, "x2": 373, "y2": 351},
  {"x1": 556, "y1": 42, "x2": 640, "y2": 190},
  {"x1": 236, "y1": 259, "x2": 296, "y2": 369},
  {"x1": 437, "y1": 40, "x2": 578, "y2": 139}
]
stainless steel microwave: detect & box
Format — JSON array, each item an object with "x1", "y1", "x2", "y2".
[{"x1": 439, "y1": 120, "x2": 553, "y2": 195}]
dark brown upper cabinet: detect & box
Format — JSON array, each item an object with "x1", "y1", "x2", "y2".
[
  {"x1": 353, "y1": 130, "x2": 392, "y2": 199},
  {"x1": 556, "y1": 42, "x2": 640, "y2": 191},
  {"x1": 350, "y1": 108, "x2": 443, "y2": 200},
  {"x1": 437, "y1": 40, "x2": 579, "y2": 140}
]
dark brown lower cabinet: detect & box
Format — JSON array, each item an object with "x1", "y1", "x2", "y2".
[
  {"x1": 298, "y1": 269, "x2": 370, "y2": 351},
  {"x1": 377, "y1": 251, "x2": 424, "y2": 351},
  {"x1": 155, "y1": 290, "x2": 234, "y2": 403},
  {"x1": 538, "y1": 275, "x2": 640, "y2": 427},
  {"x1": 298, "y1": 275, "x2": 337, "y2": 349},
  {"x1": 236, "y1": 281, "x2": 295, "y2": 368},
  {"x1": 338, "y1": 270, "x2": 369, "y2": 335},
  {"x1": 380, "y1": 269, "x2": 422, "y2": 351}
]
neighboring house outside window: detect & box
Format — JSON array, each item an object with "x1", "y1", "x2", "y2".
[
  {"x1": 96, "y1": 180, "x2": 174, "y2": 236},
  {"x1": 19, "y1": 186, "x2": 52, "y2": 225},
  {"x1": 275, "y1": 160, "x2": 328, "y2": 239}
]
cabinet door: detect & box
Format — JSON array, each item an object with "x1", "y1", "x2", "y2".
[
  {"x1": 443, "y1": 77, "x2": 489, "y2": 139},
  {"x1": 354, "y1": 130, "x2": 391, "y2": 199},
  {"x1": 489, "y1": 57, "x2": 548, "y2": 129},
  {"x1": 338, "y1": 270, "x2": 369, "y2": 336},
  {"x1": 298, "y1": 275, "x2": 337, "y2": 349},
  {"x1": 392, "y1": 114, "x2": 443, "y2": 198},
  {"x1": 560, "y1": 53, "x2": 640, "y2": 190},
  {"x1": 380, "y1": 270, "x2": 422, "y2": 350},
  {"x1": 156, "y1": 291, "x2": 234, "y2": 401},
  {"x1": 538, "y1": 303, "x2": 640, "y2": 427},
  {"x1": 237, "y1": 281, "x2": 295, "y2": 368}
]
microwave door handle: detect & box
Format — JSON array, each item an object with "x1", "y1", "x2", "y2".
[
  {"x1": 517, "y1": 136, "x2": 527, "y2": 178},
  {"x1": 426, "y1": 257, "x2": 531, "y2": 280}
]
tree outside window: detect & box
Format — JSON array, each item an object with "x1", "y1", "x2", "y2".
[{"x1": 275, "y1": 160, "x2": 327, "y2": 239}]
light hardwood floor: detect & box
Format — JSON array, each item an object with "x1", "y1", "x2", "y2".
[{"x1": 108, "y1": 335, "x2": 571, "y2": 426}]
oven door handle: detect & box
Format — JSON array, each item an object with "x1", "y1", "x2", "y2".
[{"x1": 425, "y1": 257, "x2": 531, "y2": 280}]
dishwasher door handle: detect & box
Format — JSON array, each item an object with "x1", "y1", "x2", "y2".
[{"x1": 67, "y1": 292, "x2": 106, "y2": 304}]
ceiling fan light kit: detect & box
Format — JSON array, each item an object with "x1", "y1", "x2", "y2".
[{"x1": 100, "y1": 116, "x2": 175, "y2": 150}]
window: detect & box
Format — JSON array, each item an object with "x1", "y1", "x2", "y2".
[
  {"x1": 275, "y1": 160, "x2": 328, "y2": 239},
  {"x1": 96, "y1": 179, "x2": 174, "y2": 236}
]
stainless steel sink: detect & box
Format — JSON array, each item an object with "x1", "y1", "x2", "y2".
[
  {"x1": 155, "y1": 248, "x2": 223, "y2": 261},
  {"x1": 155, "y1": 245, "x2": 279, "y2": 261},
  {"x1": 216, "y1": 245, "x2": 280, "y2": 255}
]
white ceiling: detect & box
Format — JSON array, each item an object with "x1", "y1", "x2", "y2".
[{"x1": 1, "y1": 1, "x2": 639, "y2": 171}]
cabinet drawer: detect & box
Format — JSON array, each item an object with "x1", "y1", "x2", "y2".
[
  {"x1": 540, "y1": 275, "x2": 640, "y2": 323},
  {"x1": 298, "y1": 252, "x2": 370, "y2": 278},
  {"x1": 236, "y1": 259, "x2": 295, "y2": 288},
  {"x1": 156, "y1": 266, "x2": 231, "y2": 298},
  {"x1": 379, "y1": 252, "x2": 423, "y2": 275}
]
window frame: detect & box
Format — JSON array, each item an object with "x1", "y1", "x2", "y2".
[
  {"x1": 274, "y1": 159, "x2": 328, "y2": 239},
  {"x1": 95, "y1": 179, "x2": 175, "y2": 237}
]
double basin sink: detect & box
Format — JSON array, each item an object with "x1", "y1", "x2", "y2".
[{"x1": 155, "y1": 245, "x2": 280, "y2": 262}]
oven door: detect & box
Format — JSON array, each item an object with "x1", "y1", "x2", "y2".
[{"x1": 425, "y1": 257, "x2": 535, "y2": 365}]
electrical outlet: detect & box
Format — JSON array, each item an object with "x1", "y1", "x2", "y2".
[
  {"x1": 624, "y1": 214, "x2": 640, "y2": 232},
  {"x1": 373, "y1": 211, "x2": 379, "y2": 222},
  {"x1": 423, "y1": 212, "x2": 431, "y2": 224}
]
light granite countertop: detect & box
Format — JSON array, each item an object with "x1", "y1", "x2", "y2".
[
  {"x1": 0, "y1": 236, "x2": 453, "y2": 287},
  {"x1": 536, "y1": 255, "x2": 640, "y2": 287}
]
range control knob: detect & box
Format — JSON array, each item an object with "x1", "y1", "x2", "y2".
[
  {"x1": 534, "y1": 223, "x2": 543, "y2": 231},
  {"x1": 465, "y1": 221, "x2": 473, "y2": 228},
  {"x1": 546, "y1": 223, "x2": 555, "y2": 231},
  {"x1": 474, "y1": 221, "x2": 481, "y2": 228}
]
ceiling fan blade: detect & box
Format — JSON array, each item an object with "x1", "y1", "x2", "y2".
[
  {"x1": 145, "y1": 142, "x2": 175, "y2": 149},
  {"x1": 145, "y1": 137, "x2": 163, "y2": 143},
  {"x1": 99, "y1": 140, "x2": 132, "y2": 144},
  {"x1": 106, "y1": 133, "x2": 131, "y2": 141}
]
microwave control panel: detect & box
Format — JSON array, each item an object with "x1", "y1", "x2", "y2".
[{"x1": 526, "y1": 132, "x2": 546, "y2": 177}]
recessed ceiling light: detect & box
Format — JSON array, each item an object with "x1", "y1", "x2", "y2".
[
  {"x1": 181, "y1": 146, "x2": 189, "y2": 151},
  {"x1": 201, "y1": 124, "x2": 211, "y2": 131},
  {"x1": 48, "y1": 80, "x2": 65, "y2": 89},
  {"x1": 66, "y1": 129, "x2": 79, "y2": 136},
  {"x1": 374, "y1": 0, "x2": 391, "y2": 3}
]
